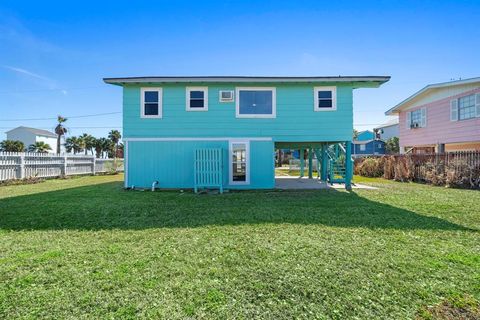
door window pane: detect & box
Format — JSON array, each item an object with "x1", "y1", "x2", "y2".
[{"x1": 232, "y1": 143, "x2": 247, "y2": 182}]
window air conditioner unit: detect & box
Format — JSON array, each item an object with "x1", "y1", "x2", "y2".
[{"x1": 219, "y1": 90, "x2": 234, "y2": 102}]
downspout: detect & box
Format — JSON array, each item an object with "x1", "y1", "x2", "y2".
[{"x1": 151, "y1": 180, "x2": 159, "y2": 192}]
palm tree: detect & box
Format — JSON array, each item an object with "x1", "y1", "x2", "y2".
[
  {"x1": 76, "y1": 135, "x2": 86, "y2": 154},
  {"x1": 28, "y1": 141, "x2": 52, "y2": 153},
  {"x1": 0, "y1": 140, "x2": 25, "y2": 152},
  {"x1": 108, "y1": 130, "x2": 121, "y2": 166},
  {"x1": 93, "y1": 137, "x2": 110, "y2": 158},
  {"x1": 65, "y1": 136, "x2": 84, "y2": 154},
  {"x1": 54, "y1": 115, "x2": 68, "y2": 155},
  {"x1": 80, "y1": 133, "x2": 95, "y2": 155}
]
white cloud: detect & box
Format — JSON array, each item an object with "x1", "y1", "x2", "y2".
[
  {"x1": 2, "y1": 65, "x2": 67, "y2": 95},
  {"x1": 2, "y1": 65, "x2": 53, "y2": 82}
]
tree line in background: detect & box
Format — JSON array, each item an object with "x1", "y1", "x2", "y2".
[{"x1": 0, "y1": 115, "x2": 122, "y2": 159}]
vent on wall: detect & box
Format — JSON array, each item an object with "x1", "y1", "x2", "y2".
[{"x1": 219, "y1": 90, "x2": 234, "y2": 102}]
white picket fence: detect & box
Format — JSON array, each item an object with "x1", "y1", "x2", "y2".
[{"x1": 0, "y1": 152, "x2": 123, "y2": 181}]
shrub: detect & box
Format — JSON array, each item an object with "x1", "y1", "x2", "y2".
[
  {"x1": 383, "y1": 156, "x2": 395, "y2": 180},
  {"x1": 445, "y1": 159, "x2": 480, "y2": 189},
  {"x1": 356, "y1": 157, "x2": 383, "y2": 177},
  {"x1": 393, "y1": 157, "x2": 409, "y2": 182},
  {"x1": 424, "y1": 161, "x2": 446, "y2": 186},
  {"x1": 355, "y1": 152, "x2": 480, "y2": 189}
]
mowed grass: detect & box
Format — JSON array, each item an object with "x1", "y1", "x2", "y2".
[{"x1": 0, "y1": 174, "x2": 479, "y2": 319}]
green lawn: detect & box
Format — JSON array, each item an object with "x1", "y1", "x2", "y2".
[{"x1": 0, "y1": 174, "x2": 479, "y2": 319}]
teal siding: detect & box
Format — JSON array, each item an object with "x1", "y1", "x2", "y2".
[
  {"x1": 246, "y1": 140, "x2": 275, "y2": 189},
  {"x1": 127, "y1": 140, "x2": 274, "y2": 189},
  {"x1": 123, "y1": 82, "x2": 353, "y2": 142}
]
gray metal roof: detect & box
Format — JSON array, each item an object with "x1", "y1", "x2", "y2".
[
  {"x1": 104, "y1": 75, "x2": 390, "y2": 86},
  {"x1": 374, "y1": 117, "x2": 399, "y2": 129},
  {"x1": 6, "y1": 126, "x2": 56, "y2": 138}
]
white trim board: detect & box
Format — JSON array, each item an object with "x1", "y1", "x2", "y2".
[
  {"x1": 124, "y1": 140, "x2": 129, "y2": 188},
  {"x1": 123, "y1": 137, "x2": 273, "y2": 142}
]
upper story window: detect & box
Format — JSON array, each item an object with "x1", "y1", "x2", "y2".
[
  {"x1": 458, "y1": 94, "x2": 476, "y2": 120},
  {"x1": 186, "y1": 87, "x2": 208, "y2": 111},
  {"x1": 410, "y1": 109, "x2": 422, "y2": 125},
  {"x1": 141, "y1": 88, "x2": 162, "y2": 118},
  {"x1": 407, "y1": 107, "x2": 426, "y2": 128},
  {"x1": 451, "y1": 94, "x2": 480, "y2": 121},
  {"x1": 314, "y1": 86, "x2": 337, "y2": 111},
  {"x1": 236, "y1": 87, "x2": 276, "y2": 118}
]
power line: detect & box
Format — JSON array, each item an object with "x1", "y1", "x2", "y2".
[{"x1": 0, "y1": 111, "x2": 121, "y2": 122}]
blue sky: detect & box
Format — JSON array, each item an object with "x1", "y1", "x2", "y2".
[{"x1": 1, "y1": 0, "x2": 479, "y2": 140}]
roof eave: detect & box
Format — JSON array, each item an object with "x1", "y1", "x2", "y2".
[{"x1": 103, "y1": 76, "x2": 390, "y2": 87}]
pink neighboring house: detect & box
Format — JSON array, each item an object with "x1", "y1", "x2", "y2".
[{"x1": 386, "y1": 77, "x2": 480, "y2": 153}]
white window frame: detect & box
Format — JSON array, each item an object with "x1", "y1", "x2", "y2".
[
  {"x1": 228, "y1": 140, "x2": 250, "y2": 185},
  {"x1": 235, "y1": 87, "x2": 276, "y2": 118},
  {"x1": 410, "y1": 109, "x2": 422, "y2": 127},
  {"x1": 186, "y1": 86, "x2": 208, "y2": 111},
  {"x1": 140, "y1": 87, "x2": 162, "y2": 118},
  {"x1": 359, "y1": 144, "x2": 366, "y2": 151},
  {"x1": 457, "y1": 94, "x2": 476, "y2": 120},
  {"x1": 314, "y1": 86, "x2": 337, "y2": 111},
  {"x1": 219, "y1": 90, "x2": 234, "y2": 102}
]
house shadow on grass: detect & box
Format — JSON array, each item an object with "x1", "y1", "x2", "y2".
[{"x1": 0, "y1": 181, "x2": 475, "y2": 232}]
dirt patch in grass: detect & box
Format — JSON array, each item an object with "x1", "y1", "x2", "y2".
[
  {"x1": 0, "y1": 176, "x2": 45, "y2": 186},
  {"x1": 417, "y1": 295, "x2": 480, "y2": 320}
]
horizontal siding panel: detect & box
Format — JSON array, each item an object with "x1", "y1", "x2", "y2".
[{"x1": 124, "y1": 83, "x2": 353, "y2": 141}]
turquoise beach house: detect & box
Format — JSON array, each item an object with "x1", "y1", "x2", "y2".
[{"x1": 104, "y1": 76, "x2": 389, "y2": 191}]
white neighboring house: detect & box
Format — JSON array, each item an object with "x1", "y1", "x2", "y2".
[
  {"x1": 374, "y1": 117, "x2": 399, "y2": 141},
  {"x1": 6, "y1": 126, "x2": 60, "y2": 153}
]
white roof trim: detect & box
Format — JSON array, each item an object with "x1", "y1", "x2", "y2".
[
  {"x1": 104, "y1": 75, "x2": 390, "y2": 85},
  {"x1": 386, "y1": 77, "x2": 480, "y2": 115}
]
